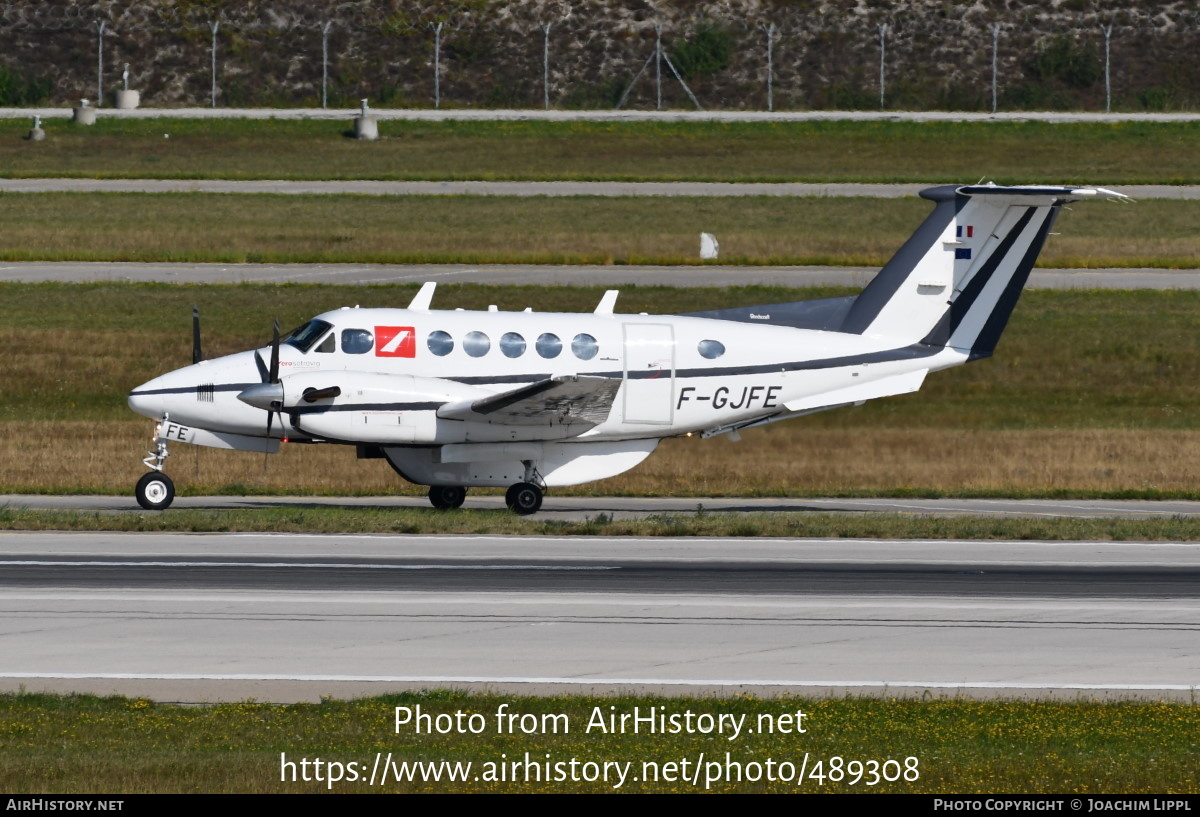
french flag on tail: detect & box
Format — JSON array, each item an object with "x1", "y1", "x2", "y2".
[{"x1": 955, "y1": 224, "x2": 974, "y2": 259}]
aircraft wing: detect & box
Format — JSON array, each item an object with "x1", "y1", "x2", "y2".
[{"x1": 436, "y1": 375, "x2": 620, "y2": 427}]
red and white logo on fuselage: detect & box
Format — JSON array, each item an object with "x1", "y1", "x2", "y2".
[{"x1": 375, "y1": 326, "x2": 416, "y2": 357}]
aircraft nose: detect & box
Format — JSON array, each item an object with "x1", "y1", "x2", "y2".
[{"x1": 127, "y1": 383, "x2": 165, "y2": 419}]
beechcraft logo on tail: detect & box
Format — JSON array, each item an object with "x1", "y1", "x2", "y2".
[{"x1": 376, "y1": 326, "x2": 416, "y2": 357}]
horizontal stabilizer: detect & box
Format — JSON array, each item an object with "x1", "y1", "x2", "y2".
[
  {"x1": 784, "y1": 369, "x2": 927, "y2": 414},
  {"x1": 437, "y1": 375, "x2": 620, "y2": 427}
]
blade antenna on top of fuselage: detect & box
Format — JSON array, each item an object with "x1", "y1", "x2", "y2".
[{"x1": 192, "y1": 306, "x2": 203, "y2": 364}]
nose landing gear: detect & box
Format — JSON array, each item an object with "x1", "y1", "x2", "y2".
[{"x1": 136, "y1": 416, "x2": 176, "y2": 510}]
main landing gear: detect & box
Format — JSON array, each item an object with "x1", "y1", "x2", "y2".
[
  {"x1": 136, "y1": 417, "x2": 176, "y2": 510},
  {"x1": 505, "y1": 482, "x2": 543, "y2": 515},
  {"x1": 425, "y1": 482, "x2": 544, "y2": 514},
  {"x1": 428, "y1": 485, "x2": 467, "y2": 510}
]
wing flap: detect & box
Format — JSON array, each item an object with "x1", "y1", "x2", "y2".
[{"x1": 436, "y1": 375, "x2": 620, "y2": 427}]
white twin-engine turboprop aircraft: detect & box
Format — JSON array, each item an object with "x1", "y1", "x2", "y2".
[{"x1": 128, "y1": 183, "x2": 1124, "y2": 513}]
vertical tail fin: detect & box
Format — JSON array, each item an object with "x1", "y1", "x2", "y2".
[{"x1": 840, "y1": 184, "x2": 1124, "y2": 358}]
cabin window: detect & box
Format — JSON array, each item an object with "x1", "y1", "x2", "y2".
[
  {"x1": 572, "y1": 333, "x2": 599, "y2": 360},
  {"x1": 314, "y1": 334, "x2": 335, "y2": 353},
  {"x1": 427, "y1": 330, "x2": 454, "y2": 356},
  {"x1": 341, "y1": 328, "x2": 374, "y2": 355},
  {"x1": 284, "y1": 319, "x2": 333, "y2": 353},
  {"x1": 698, "y1": 339, "x2": 725, "y2": 359},
  {"x1": 463, "y1": 331, "x2": 491, "y2": 358},
  {"x1": 536, "y1": 333, "x2": 562, "y2": 359},
  {"x1": 500, "y1": 332, "x2": 527, "y2": 358}
]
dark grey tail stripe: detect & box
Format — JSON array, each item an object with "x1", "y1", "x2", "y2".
[
  {"x1": 944, "y1": 206, "x2": 1038, "y2": 340},
  {"x1": 838, "y1": 196, "x2": 960, "y2": 335},
  {"x1": 968, "y1": 206, "x2": 1059, "y2": 360}
]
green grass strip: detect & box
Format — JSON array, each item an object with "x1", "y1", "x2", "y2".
[
  {"x1": 2, "y1": 691, "x2": 1197, "y2": 793},
  {"x1": 0, "y1": 192, "x2": 1195, "y2": 268},
  {"x1": 5, "y1": 118, "x2": 1200, "y2": 183}
]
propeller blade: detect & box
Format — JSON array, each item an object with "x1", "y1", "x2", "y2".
[
  {"x1": 264, "y1": 408, "x2": 274, "y2": 472},
  {"x1": 269, "y1": 318, "x2": 280, "y2": 384},
  {"x1": 191, "y1": 306, "x2": 203, "y2": 365},
  {"x1": 253, "y1": 351, "x2": 269, "y2": 383},
  {"x1": 301, "y1": 386, "x2": 342, "y2": 403}
]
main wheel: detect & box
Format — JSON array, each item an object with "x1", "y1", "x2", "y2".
[
  {"x1": 504, "y1": 482, "x2": 543, "y2": 515},
  {"x1": 428, "y1": 485, "x2": 466, "y2": 510},
  {"x1": 135, "y1": 471, "x2": 175, "y2": 511}
]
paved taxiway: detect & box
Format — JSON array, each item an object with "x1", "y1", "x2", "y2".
[
  {"x1": 3, "y1": 262, "x2": 1197, "y2": 289},
  {"x1": 1, "y1": 532, "x2": 1197, "y2": 703}
]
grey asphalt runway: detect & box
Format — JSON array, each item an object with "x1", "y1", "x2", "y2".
[
  {"x1": 3, "y1": 262, "x2": 1197, "y2": 289},
  {"x1": 6, "y1": 494, "x2": 1200, "y2": 521},
  {"x1": 1, "y1": 532, "x2": 1197, "y2": 703}
]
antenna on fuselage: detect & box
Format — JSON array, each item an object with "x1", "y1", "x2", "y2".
[
  {"x1": 408, "y1": 282, "x2": 436, "y2": 311},
  {"x1": 191, "y1": 306, "x2": 203, "y2": 364},
  {"x1": 594, "y1": 290, "x2": 619, "y2": 316}
]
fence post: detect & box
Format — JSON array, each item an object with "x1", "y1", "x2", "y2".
[
  {"x1": 321, "y1": 20, "x2": 333, "y2": 109},
  {"x1": 96, "y1": 20, "x2": 105, "y2": 106},
  {"x1": 877, "y1": 23, "x2": 888, "y2": 109},
  {"x1": 541, "y1": 21, "x2": 552, "y2": 109},
  {"x1": 990, "y1": 23, "x2": 1001, "y2": 113},
  {"x1": 763, "y1": 22, "x2": 776, "y2": 111},
  {"x1": 209, "y1": 20, "x2": 219, "y2": 108},
  {"x1": 1101, "y1": 23, "x2": 1113, "y2": 113},
  {"x1": 431, "y1": 21, "x2": 443, "y2": 108},
  {"x1": 655, "y1": 22, "x2": 662, "y2": 111}
]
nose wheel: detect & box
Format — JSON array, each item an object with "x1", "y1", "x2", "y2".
[
  {"x1": 505, "y1": 482, "x2": 543, "y2": 515},
  {"x1": 135, "y1": 471, "x2": 175, "y2": 510}
]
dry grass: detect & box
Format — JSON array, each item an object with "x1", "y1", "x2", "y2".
[
  {"x1": 7, "y1": 421, "x2": 1198, "y2": 498},
  {"x1": 0, "y1": 193, "x2": 1198, "y2": 267}
]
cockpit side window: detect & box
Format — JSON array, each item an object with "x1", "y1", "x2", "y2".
[
  {"x1": 342, "y1": 328, "x2": 374, "y2": 355},
  {"x1": 284, "y1": 319, "x2": 334, "y2": 353},
  {"x1": 314, "y1": 334, "x2": 335, "y2": 353}
]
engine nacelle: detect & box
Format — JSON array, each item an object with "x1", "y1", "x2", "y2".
[{"x1": 281, "y1": 371, "x2": 480, "y2": 443}]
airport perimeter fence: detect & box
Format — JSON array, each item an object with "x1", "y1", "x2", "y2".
[{"x1": 2, "y1": 2, "x2": 1200, "y2": 113}]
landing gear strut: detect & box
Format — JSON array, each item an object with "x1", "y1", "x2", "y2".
[
  {"x1": 428, "y1": 485, "x2": 467, "y2": 510},
  {"x1": 505, "y1": 482, "x2": 543, "y2": 515},
  {"x1": 136, "y1": 416, "x2": 176, "y2": 510}
]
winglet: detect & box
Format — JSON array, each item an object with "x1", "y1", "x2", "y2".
[
  {"x1": 408, "y1": 282, "x2": 436, "y2": 311},
  {"x1": 594, "y1": 290, "x2": 619, "y2": 316}
]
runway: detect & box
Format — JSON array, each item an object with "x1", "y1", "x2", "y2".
[
  {"x1": 6, "y1": 494, "x2": 1200, "y2": 521},
  {"x1": 3, "y1": 262, "x2": 1197, "y2": 289},
  {"x1": 1, "y1": 532, "x2": 1197, "y2": 703}
]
